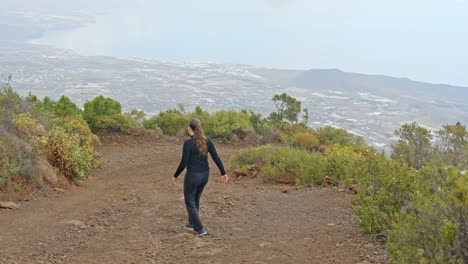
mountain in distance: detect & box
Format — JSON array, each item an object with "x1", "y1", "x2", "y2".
[{"x1": 254, "y1": 67, "x2": 467, "y2": 125}]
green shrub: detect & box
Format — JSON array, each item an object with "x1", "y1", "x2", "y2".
[
  {"x1": 229, "y1": 146, "x2": 326, "y2": 186},
  {"x1": 0, "y1": 87, "x2": 109, "y2": 189},
  {"x1": 48, "y1": 116, "x2": 100, "y2": 185},
  {"x1": 391, "y1": 122, "x2": 433, "y2": 169},
  {"x1": 36, "y1": 95, "x2": 81, "y2": 118},
  {"x1": 316, "y1": 126, "x2": 366, "y2": 149},
  {"x1": 207, "y1": 110, "x2": 252, "y2": 139},
  {"x1": 14, "y1": 113, "x2": 48, "y2": 149},
  {"x1": 83, "y1": 95, "x2": 129, "y2": 132},
  {"x1": 260, "y1": 147, "x2": 326, "y2": 185},
  {"x1": 0, "y1": 136, "x2": 36, "y2": 185},
  {"x1": 0, "y1": 86, "x2": 42, "y2": 186},
  {"x1": 325, "y1": 145, "x2": 367, "y2": 184},
  {"x1": 94, "y1": 114, "x2": 131, "y2": 132},
  {"x1": 293, "y1": 132, "x2": 319, "y2": 150},
  {"x1": 190, "y1": 106, "x2": 211, "y2": 127},
  {"x1": 229, "y1": 145, "x2": 275, "y2": 171},
  {"x1": 248, "y1": 111, "x2": 270, "y2": 135},
  {"x1": 386, "y1": 163, "x2": 467, "y2": 264},
  {"x1": 52, "y1": 115, "x2": 100, "y2": 146},
  {"x1": 142, "y1": 115, "x2": 158, "y2": 129},
  {"x1": 123, "y1": 109, "x2": 146, "y2": 128},
  {"x1": 55, "y1": 96, "x2": 82, "y2": 117},
  {"x1": 436, "y1": 122, "x2": 468, "y2": 169},
  {"x1": 351, "y1": 153, "x2": 416, "y2": 234},
  {"x1": 154, "y1": 109, "x2": 189, "y2": 136}
]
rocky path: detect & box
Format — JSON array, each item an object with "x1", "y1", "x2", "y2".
[{"x1": 0, "y1": 137, "x2": 387, "y2": 264}]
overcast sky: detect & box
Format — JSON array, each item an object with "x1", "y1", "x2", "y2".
[{"x1": 10, "y1": 0, "x2": 468, "y2": 86}]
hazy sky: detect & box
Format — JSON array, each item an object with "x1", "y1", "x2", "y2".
[{"x1": 19, "y1": 0, "x2": 468, "y2": 86}]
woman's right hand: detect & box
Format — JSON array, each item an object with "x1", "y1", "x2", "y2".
[{"x1": 221, "y1": 175, "x2": 229, "y2": 184}]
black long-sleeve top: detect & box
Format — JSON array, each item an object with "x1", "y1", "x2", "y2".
[{"x1": 174, "y1": 137, "x2": 226, "y2": 178}]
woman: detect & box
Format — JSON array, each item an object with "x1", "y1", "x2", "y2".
[{"x1": 173, "y1": 118, "x2": 229, "y2": 237}]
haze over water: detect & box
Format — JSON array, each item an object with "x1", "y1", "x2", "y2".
[{"x1": 30, "y1": 0, "x2": 468, "y2": 86}]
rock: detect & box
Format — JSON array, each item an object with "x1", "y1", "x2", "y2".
[
  {"x1": 239, "y1": 129, "x2": 258, "y2": 143},
  {"x1": 349, "y1": 184, "x2": 358, "y2": 195},
  {"x1": 200, "y1": 248, "x2": 223, "y2": 256},
  {"x1": 229, "y1": 133, "x2": 241, "y2": 143},
  {"x1": 61, "y1": 220, "x2": 87, "y2": 229},
  {"x1": 195, "y1": 239, "x2": 214, "y2": 248},
  {"x1": 0, "y1": 202, "x2": 19, "y2": 209},
  {"x1": 175, "y1": 233, "x2": 192, "y2": 239},
  {"x1": 232, "y1": 169, "x2": 248, "y2": 178},
  {"x1": 53, "y1": 188, "x2": 66, "y2": 193},
  {"x1": 127, "y1": 127, "x2": 146, "y2": 136},
  {"x1": 38, "y1": 159, "x2": 61, "y2": 186},
  {"x1": 259, "y1": 242, "x2": 271, "y2": 248},
  {"x1": 261, "y1": 128, "x2": 284, "y2": 144},
  {"x1": 278, "y1": 176, "x2": 296, "y2": 185},
  {"x1": 364, "y1": 243, "x2": 374, "y2": 249},
  {"x1": 146, "y1": 128, "x2": 163, "y2": 139}
]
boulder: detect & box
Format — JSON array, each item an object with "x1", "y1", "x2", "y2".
[
  {"x1": 0, "y1": 202, "x2": 19, "y2": 209},
  {"x1": 127, "y1": 127, "x2": 146, "y2": 136}
]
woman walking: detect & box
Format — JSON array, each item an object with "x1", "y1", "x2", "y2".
[{"x1": 173, "y1": 118, "x2": 229, "y2": 237}]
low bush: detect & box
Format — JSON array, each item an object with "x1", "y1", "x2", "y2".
[
  {"x1": 146, "y1": 108, "x2": 255, "y2": 140},
  {"x1": 386, "y1": 162, "x2": 467, "y2": 263},
  {"x1": 93, "y1": 114, "x2": 131, "y2": 132},
  {"x1": 351, "y1": 153, "x2": 416, "y2": 234},
  {"x1": 229, "y1": 145, "x2": 326, "y2": 185},
  {"x1": 0, "y1": 135, "x2": 39, "y2": 186},
  {"x1": 83, "y1": 95, "x2": 130, "y2": 132},
  {"x1": 260, "y1": 147, "x2": 326, "y2": 185},
  {"x1": 261, "y1": 128, "x2": 284, "y2": 144},
  {"x1": 1, "y1": 85, "x2": 100, "y2": 190},
  {"x1": 325, "y1": 145, "x2": 367, "y2": 185},
  {"x1": 48, "y1": 116, "x2": 100, "y2": 185},
  {"x1": 293, "y1": 132, "x2": 319, "y2": 150},
  {"x1": 315, "y1": 126, "x2": 366, "y2": 149},
  {"x1": 142, "y1": 115, "x2": 158, "y2": 129},
  {"x1": 229, "y1": 145, "x2": 275, "y2": 171},
  {"x1": 248, "y1": 111, "x2": 270, "y2": 135},
  {"x1": 123, "y1": 109, "x2": 146, "y2": 128},
  {"x1": 207, "y1": 110, "x2": 252, "y2": 139},
  {"x1": 153, "y1": 109, "x2": 189, "y2": 136}
]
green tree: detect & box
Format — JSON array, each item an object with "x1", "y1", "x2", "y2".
[
  {"x1": 40, "y1": 96, "x2": 56, "y2": 111},
  {"x1": 208, "y1": 110, "x2": 252, "y2": 139},
  {"x1": 302, "y1": 108, "x2": 309, "y2": 124},
  {"x1": 270, "y1": 93, "x2": 302, "y2": 126},
  {"x1": 315, "y1": 126, "x2": 366, "y2": 149},
  {"x1": 83, "y1": 96, "x2": 128, "y2": 132},
  {"x1": 391, "y1": 122, "x2": 433, "y2": 169},
  {"x1": 436, "y1": 122, "x2": 468, "y2": 168},
  {"x1": 190, "y1": 106, "x2": 211, "y2": 129},
  {"x1": 248, "y1": 110, "x2": 270, "y2": 135},
  {"x1": 124, "y1": 109, "x2": 147, "y2": 128},
  {"x1": 154, "y1": 109, "x2": 189, "y2": 135},
  {"x1": 54, "y1": 96, "x2": 81, "y2": 117}
]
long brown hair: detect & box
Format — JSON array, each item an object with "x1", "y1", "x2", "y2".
[{"x1": 189, "y1": 118, "x2": 208, "y2": 156}]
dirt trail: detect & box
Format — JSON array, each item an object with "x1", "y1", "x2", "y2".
[{"x1": 0, "y1": 137, "x2": 387, "y2": 264}]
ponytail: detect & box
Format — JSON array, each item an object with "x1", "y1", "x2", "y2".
[{"x1": 189, "y1": 118, "x2": 208, "y2": 156}]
